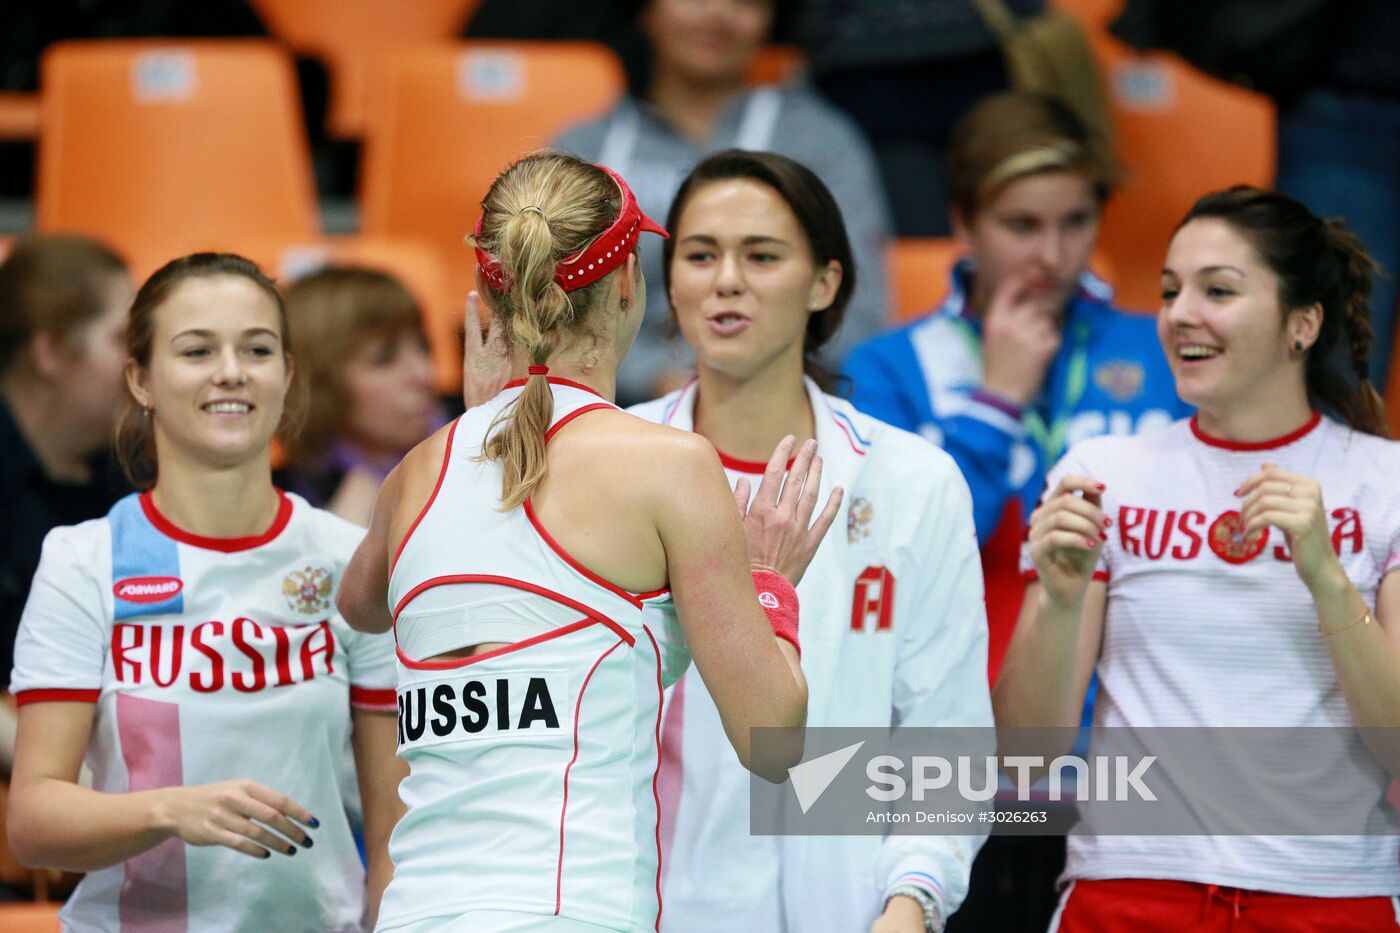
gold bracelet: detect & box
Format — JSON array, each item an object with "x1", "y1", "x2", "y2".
[{"x1": 1320, "y1": 606, "x2": 1374, "y2": 638}]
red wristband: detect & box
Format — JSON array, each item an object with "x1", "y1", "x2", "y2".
[{"x1": 752, "y1": 569, "x2": 800, "y2": 656}]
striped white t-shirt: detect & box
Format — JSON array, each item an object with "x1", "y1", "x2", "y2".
[{"x1": 1025, "y1": 414, "x2": 1400, "y2": 896}]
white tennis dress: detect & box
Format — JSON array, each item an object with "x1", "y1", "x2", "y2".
[{"x1": 378, "y1": 379, "x2": 688, "y2": 933}]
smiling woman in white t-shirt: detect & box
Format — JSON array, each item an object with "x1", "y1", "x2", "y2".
[
  {"x1": 6, "y1": 253, "x2": 404, "y2": 932},
  {"x1": 996, "y1": 187, "x2": 1400, "y2": 931}
]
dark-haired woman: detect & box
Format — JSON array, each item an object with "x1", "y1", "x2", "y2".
[
  {"x1": 7, "y1": 254, "x2": 404, "y2": 932},
  {"x1": 996, "y1": 187, "x2": 1400, "y2": 931},
  {"x1": 628, "y1": 150, "x2": 992, "y2": 933},
  {"x1": 0, "y1": 235, "x2": 132, "y2": 721}
]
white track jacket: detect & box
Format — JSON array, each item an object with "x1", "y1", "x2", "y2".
[{"x1": 630, "y1": 379, "x2": 993, "y2": 932}]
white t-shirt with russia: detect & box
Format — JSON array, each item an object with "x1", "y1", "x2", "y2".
[
  {"x1": 1024, "y1": 414, "x2": 1400, "y2": 897},
  {"x1": 10, "y1": 489, "x2": 398, "y2": 933}
]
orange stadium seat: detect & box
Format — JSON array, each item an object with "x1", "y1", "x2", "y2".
[
  {"x1": 250, "y1": 0, "x2": 482, "y2": 138},
  {"x1": 359, "y1": 41, "x2": 626, "y2": 312},
  {"x1": 242, "y1": 236, "x2": 463, "y2": 395},
  {"x1": 37, "y1": 40, "x2": 320, "y2": 282},
  {"x1": 887, "y1": 238, "x2": 965, "y2": 322},
  {"x1": 0, "y1": 92, "x2": 40, "y2": 139},
  {"x1": 1385, "y1": 309, "x2": 1400, "y2": 435},
  {"x1": 1050, "y1": 0, "x2": 1123, "y2": 31},
  {"x1": 0, "y1": 902, "x2": 62, "y2": 932},
  {"x1": 1048, "y1": 2, "x2": 1277, "y2": 311}
]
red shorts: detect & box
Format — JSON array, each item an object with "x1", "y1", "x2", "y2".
[{"x1": 1050, "y1": 878, "x2": 1400, "y2": 932}]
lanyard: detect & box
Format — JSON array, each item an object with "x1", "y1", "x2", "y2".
[
  {"x1": 1022, "y1": 321, "x2": 1091, "y2": 465},
  {"x1": 948, "y1": 313, "x2": 1092, "y2": 465}
]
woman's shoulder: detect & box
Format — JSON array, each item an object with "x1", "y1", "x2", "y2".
[
  {"x1": 824, "y1": 392, "x2": 963, "y2": 488},
  {"x1": 772, "y1": 88, "x2": 881, "y2": 175},
  {"x1": 776, "y1": 86, "x2": 868, "y2": 139},
  {"x1": 1325, "y1": 417, "x2": 1400, "y2": 464},
  {"x1": 561, "y1": 407, "x2": 717, "y2": 470},
  {"x1": 282, "y1": 491, "x2": 366, "y2": 557},
  {"x1": 1062, "y1": 419, "x2": 1190, "y2": 470},
  {"x1": 552, "y1": 97, "x2": 630, "y2": 158},
  {"x1": 36, "y1": 512, "x2": 114, "y2": 569}
]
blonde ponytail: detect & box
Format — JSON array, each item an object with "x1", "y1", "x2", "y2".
[{"x1": 472, "y1": 153, "x2": 622, "y2": 508}]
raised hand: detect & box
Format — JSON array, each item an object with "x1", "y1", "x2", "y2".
[
  {"x1": 734, "y1": 436, "x2": 844, "y2": 586},
  {"x1": 1238, "y1": 462, "x2": 1341, "y2": 594},
  {"x1": 156, "y1": 779, "x2": 317, "y2": 859},
  {"x1": 980, "y1": 270, "x2": 1063, "y2": 406},
  {"x1": 462, "y1": 291, "x2": 512, "y2": 409},
  {"x1": 1027, "y1": 475, "x2": 1108, "y2": 608}
]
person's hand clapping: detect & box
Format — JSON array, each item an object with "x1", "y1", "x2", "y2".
[
  {"x1": 1027, "y1": 475, "x2": 1108, "y2": 609},
  {"x1": 733, "y1": 436, "x2": 844, "y2": 587},
  {"x1": 980, "y1": 270, "x2": 1063, "y2": 406}
]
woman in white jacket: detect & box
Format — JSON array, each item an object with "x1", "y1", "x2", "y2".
[{"x1": 626, "y1": 150, "x2": 994, "y2": 933}]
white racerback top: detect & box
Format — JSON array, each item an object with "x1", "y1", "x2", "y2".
[{"x1": 377, "y1": 379, "x2": 688, "y2": 932}]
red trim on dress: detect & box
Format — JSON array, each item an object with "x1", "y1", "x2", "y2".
[
  {"x1": 644, "y1": 625, "x2": 666, "y2": 933},
  {"x1": 392, "y1": 573, "x2": 635, "y2": 648},
  {"x1": 715, "y1": 450, "x2": 796, "y2": 475},
  {"x1": 532, "y1": 398, "x2": 667, "y2": 601},
  {"x1": 391, "y1": 417, "x2": 460, "y2": 574},
  {"x1": 555, "y1": 636, "x2": 627, "y2": 917},
  {"x1": 394, "y1": 617, "x2": 600, "y2": 671},
  {"x1": 1189, "y1": 411, "x2": 1322, "y2": 451},
  {"x1": 1022, "y1": 569, "x2": 1110, "y2": 583},
  {"x1": 545, "y1": 403, "x2": 615, "y2": 443},
  {"x1": 523, "y1": 499, "x2": 649, "y2": 610},
  {"x1": 139, "y1": 489, "x2": 292, "y2": 553},
  {"x1": 349, "y1": 686, "x2": 397, "y2": 711},
  {"x1": 502, "y1": 376, "x2": 607, "y2": 399},
  {"x1": 14, "y1": 688, "x2": 100, "y2": 706}
]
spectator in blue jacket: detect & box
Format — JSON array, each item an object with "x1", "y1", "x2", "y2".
[
  {"x1": 843, "y1": 92, "x2": 1189, "y2": 680},
  {"x1": 844, "y1": 87, "x2": 1190, "y2": 933},
  {"x1": 845, "y1": 92, "x2": 1188, "y2": 546}
]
